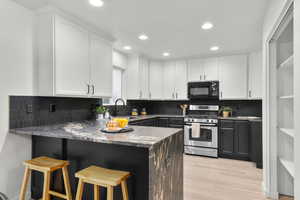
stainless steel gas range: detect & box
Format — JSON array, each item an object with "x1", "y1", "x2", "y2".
[{"x1": 184, "y1": 105, "x2": 219, "y2": 157}]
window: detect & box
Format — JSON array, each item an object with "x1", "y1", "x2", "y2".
[{"x1": 103, "y1": 67, "x2": 124, "y2": 105}]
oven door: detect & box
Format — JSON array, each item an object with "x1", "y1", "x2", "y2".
[{"x1": 184, "y1": 123, "x2": 218, "y2": 148}]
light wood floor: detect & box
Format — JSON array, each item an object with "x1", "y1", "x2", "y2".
[{"x1": 184, "y1": 155, "x2": 293, "y2": 200}]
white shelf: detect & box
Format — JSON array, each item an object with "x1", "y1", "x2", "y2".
[
  {"x1": 278, "y1": 55, "x2": 293, "y2": 69},
  {"x1": 279, "y1": 128, "x2": 295, "y2": 138},
  {"x1": 279, "y1": 95, "x2": 294, "y2": 100},
  {"x1": 279, "y1": 158, "x2": 295, "y2": 178}
]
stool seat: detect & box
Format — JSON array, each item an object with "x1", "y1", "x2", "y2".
[
  {"x1": 24, "y1": 156, "x2": 69, "y2": 172},
  {"x1": 75, "y1": 165, "x2": 130, "y2": 200},
  {"x1": 75, "y1": 165, "x2": 130, "y2": 186}
]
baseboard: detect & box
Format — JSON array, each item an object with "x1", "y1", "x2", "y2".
[{"x1": 11, "y1": 192, "x2": 30, "y2": 200}]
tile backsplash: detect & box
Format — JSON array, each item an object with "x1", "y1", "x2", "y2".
[{"x1": 9, "y1": 96, "x2": 101, "y2": 129}]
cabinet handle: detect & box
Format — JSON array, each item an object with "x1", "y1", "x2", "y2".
[
  {"x1": 176, "y1": 92, "x2": 178, "y2": 99},
  {"x1": 220, "y1": 91, "x2": 223, "y2": 98},
  {"x1": 204, "y1": 75, "x2": 206, "y2": 80},
  {"x1": 249, "y1": 90, "x2": 252, "y2": 98},
  {"x1": 149, "y1": 92, "x2": 151, "y2": 99},
  {"x1": 140, "y1": 91, "x2": 142, "y2": 99},
  {"x1": 87, "y1": 84, "x2": 90, "y2": 94},
  {"x1": 172, "y1": 92, "x2": 175, "y2": 99},
  {"x1": 92, "y1": 85, "x2": 95, "y2": 95},
  {"x1": 200, "y1": 75, "x2": 202, "y2": 80}
]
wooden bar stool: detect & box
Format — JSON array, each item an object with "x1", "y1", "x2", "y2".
[
  {"x1": 75, "y1": 166, "x2": 130, "y2": 200},
  {"x1": 19, "y1": 156, "x2": 72, "y2": 200}
]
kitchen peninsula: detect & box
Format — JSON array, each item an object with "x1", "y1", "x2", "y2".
[{"x1": 10, "y1": 121, "x2": 183, "y2": 200}]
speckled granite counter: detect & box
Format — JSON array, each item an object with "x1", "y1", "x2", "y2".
[
  {"x1": 218, "y1": 116, "x2": 262, "y2": 121},
  {"x1": 10, "y1": 120, "x2": 182, "y2": 149},
  {"x1": 10, "y1": 121, "x2": 184, "y2": 200}
]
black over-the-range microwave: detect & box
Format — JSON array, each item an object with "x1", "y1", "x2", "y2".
[{"x1": 187, "y1": 81, "x2": 219, "y2": 100}]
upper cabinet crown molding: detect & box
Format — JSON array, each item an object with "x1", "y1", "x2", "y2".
[{"x1": 37, "y1": 13, "x2": 113, "y2": 98}]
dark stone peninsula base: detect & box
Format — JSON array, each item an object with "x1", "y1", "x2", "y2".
[{"x1": 11, "y1": 122, "x2": 183, "y2": 200}]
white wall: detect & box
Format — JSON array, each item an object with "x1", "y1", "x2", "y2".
[
  {"x1": 262, "y1": 0, "x2": 293, "y2": 199},
  {"x1": 0, "y1": 0, "x2": 35, "y2": 199}
]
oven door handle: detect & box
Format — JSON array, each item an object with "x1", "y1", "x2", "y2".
[{"x1": 186, "y1": 123, "x2": 217, "y2": 126}]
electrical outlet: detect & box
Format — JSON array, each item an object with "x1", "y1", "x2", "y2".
[
  {"x1": 26, "y1": 104, "x2": 33, "y2": 113},
  {"x1": 49, "y1": 104, "x2": 56, "y2": 112}
]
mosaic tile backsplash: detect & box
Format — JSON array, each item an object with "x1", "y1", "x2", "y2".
[{"x1": 10, "y1": 96, "x2": 101, "y2": 129}]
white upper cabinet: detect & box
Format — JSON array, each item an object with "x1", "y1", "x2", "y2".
[
  {"x1": 188, "y1": 58, "x2": 218, "y2": 82},
  {"x1": 248, "y1": 51, "x2": 262, "y2": 99},
  {"x1": 219, "y1": 55, "x2": 248, "y2": 99},
  {"x1": 113, "y1": 51, "x2": 127, "y2": 70},
  {"x1": 124, "y1": 56, "x2": 149, "y2": 99},
  {"x1": 188, "y1": 59, "x2": 205, "y2": 81},
  {"x1": 37, "y1": 13, "x2": 113, "y2": 98},
  {"x1": 175, "y1": 60, "x2": 188, "y2": 99},
  {"x1": 203, "y1": 58, "x2": 219, "y2": 81},
  {"x1": 54, "y1": 17, "x2": 90, "y2": 96},
  {"x1": 163, "y1": 60, "x2": 188, "y2": 100},
  {"x1": 90, "y1": 35, "x2": 113, "y2": 98},
  {"x1": 139, "y1": 57, "x2": 150, "y2": 99},
  {"x1": 149, "y1": 61, "x2": 163, "y2": 99},
  {"x1": 163, "y1": 61, "x2": 176, "y2": 99}
]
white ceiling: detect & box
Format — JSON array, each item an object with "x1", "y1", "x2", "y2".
[{"x1": 14, "y1": 0, "x2": 269, "y2": 60}]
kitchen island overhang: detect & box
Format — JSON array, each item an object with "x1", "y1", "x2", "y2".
[{"x1": 10, "y1": 121, "x2": 184, "y2": 200}]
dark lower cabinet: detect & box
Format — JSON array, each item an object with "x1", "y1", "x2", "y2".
[
  {"x1": 219, "y1": 128, "x2": 235, "y2": 156},
  {"x1": 219, "y1": 120, "x2": 250, "y2": 161},
  {"x1": 234, "y1": 121, "x2": 250, "y2": 159},
  {"x1": 250, "y1": 121, "x2": 263, "y2": 169}
]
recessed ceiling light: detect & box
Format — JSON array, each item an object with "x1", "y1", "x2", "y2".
[
  {"x1": 138, "y1": 34, "x2": 149, "y2": 41},
  {"x1": 89, "y1": 0, "x2": 104, "y2": 7},
  {"x1": 202, "y1": 22, "x2": 214, "y2": 30},
  {"x1": 163, "y1": 52, "x2": 170, "y2": 57},
  {"x1": 123, "y1": 46, "x2": 132, "y2": 50},
  {"x1": 210, "y1": 46, "x2": 219, "y2": 51}
]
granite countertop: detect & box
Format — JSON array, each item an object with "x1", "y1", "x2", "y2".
[
  {"x1": 125, "y1": 115, "x2": 184, "y2": 122},
  {"x1": 218, "y1": 116, "x2": 262, "y2": 121},
  {"x1": 10, "y1": 120, "x2": 182, "y2": 148}
]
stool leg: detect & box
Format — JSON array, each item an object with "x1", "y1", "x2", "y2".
[
  {"x1": 121, "y1": 180, "x2": 129, "y2": 200},
  {"x1": 75, "y1": 179, "x2": 85, "y2": 200},
  {"x1": 107, "y1": 186, "x2": 113, "y2": 200},
  {"x1": 62, "y1": 166, "x2": 73, "y2": 200},
  {"x1": 19, "y1": 167, "x2": 31, "y2": 200},
  {"x1": 42, "y1": 171, "x2": 51, "y2": 200},
  {"x1": 94, "y1": 185, "x2": 100, "y2": 200}
]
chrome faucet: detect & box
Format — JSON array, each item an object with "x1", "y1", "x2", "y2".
[{"x1": 114, "y1": 98, "x2": 126, "y2": 116}]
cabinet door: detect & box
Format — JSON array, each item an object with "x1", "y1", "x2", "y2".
[
  {"x1": 175, "y1": 60, "x2": 188, "y2": 99},
  {"x1": 149, "y1": 61, "x2": 163, "y2": 99},
  {"x1": 203, "y1": 58, "x2": 219, "y2": 81},
  {"x1": 220, "y1": 128, "x2": 235, "y2": 156},
  {"x1": 187, "y1": 59, "x2": 205, "y2": 81},
  {"x1": 55, "y1": 18, "x2": 90, "y2": 96},
  {"x1": 139, "y1": 57, "x2": 149, "y2": 99},
  {"x1": 248, "y1": 51, "x2": 262, "y2": 99},
  {"x1": 124, "y1": 55, "x2": 140, "y2": 99},
  {"x1": 90, "y1": 35, "x2": 112, "y2": 98},
  {"x1": 234, "y1": 121, "x2": 250, "y2": 159},
  {"x1": 163, "y1": 61, "x2": 176, "y2": 99},
  {"x1": 219, "y1": 55, "x2": 248, "y2": 99}
]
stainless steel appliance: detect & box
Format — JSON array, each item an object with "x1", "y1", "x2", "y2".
[
  {"x1": 184, "y1": 105, "x2": 219, "y2": 157},
  {"x1": 187, "y1": 81, "x2": 219, "y2": 100}
]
